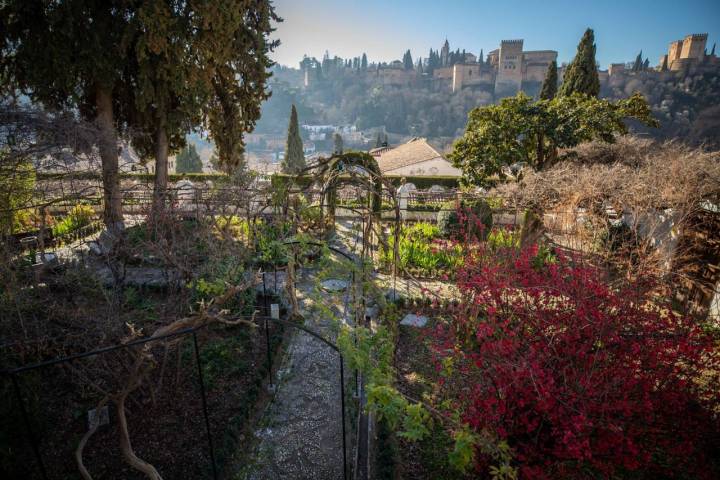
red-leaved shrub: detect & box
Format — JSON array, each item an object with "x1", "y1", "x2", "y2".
[{"x1": 430, "y1": 243, "x2": 720, "y2": 479}]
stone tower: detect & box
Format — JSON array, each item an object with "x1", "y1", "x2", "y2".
[
  {"x1": 668, "y1": 40, "x2": 684, "y2": 65},
  {"x1": 665, "y1": 34, "x2": 709, "y2": 70},
  {"x1": 680, "y1": 33, "x2": 708, "y2": 60},
  {"x1": 441, "y1": 39, "x2": 450, "y2": 66},
  {"x1": 495, "y1": 39, "x2": 524, "y2": 96}
]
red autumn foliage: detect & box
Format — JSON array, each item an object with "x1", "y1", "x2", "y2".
[{"x1": 430, "y1": 243, "x2": 720, "y2": 479}]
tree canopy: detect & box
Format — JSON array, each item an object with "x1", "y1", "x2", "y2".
[{"x1": 449, "y1": 92, "x2": 658, "y2": 186}]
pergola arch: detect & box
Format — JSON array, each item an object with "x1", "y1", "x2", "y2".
[{"x1": 314, "y1": 152, "x2": 383, "y2": 225}]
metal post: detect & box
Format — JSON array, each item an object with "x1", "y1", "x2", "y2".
[
  {"x1": 11, "y1": 374, "x2": 48, "y2": 480},
  {"x1": 192, "y1": 332, "x2": 218, "y2": 480},
  {"x1": 262, "y1": 272, "x2": 273, "y2": 379},
  {"x1": 262, "y1": 272, "x2": 269, "y2": 315},
  {"x1": 340, "y1": 355, "x2": 348, "y2": 480}
]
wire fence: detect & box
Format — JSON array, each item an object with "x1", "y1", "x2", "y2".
[{"x1": 0, "y1": 279, "x2": 356, "y2": 480}]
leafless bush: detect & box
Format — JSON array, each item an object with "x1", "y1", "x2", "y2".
[
  {"x1": 493, "y1": 136, "x2": 720, "y2": 320},
  {"x1": 496, "y1": 136, "x2": 720, "y2": 210}
]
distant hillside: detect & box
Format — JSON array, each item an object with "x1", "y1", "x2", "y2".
[
  {"x1": 601, "y1": 69, "x2": 720, "y2": 149},
  {"x1": 257, "y1": 65, "x2": 720, "y2": 149}
]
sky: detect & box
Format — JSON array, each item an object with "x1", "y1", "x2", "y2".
[{"x1": 269, "y1": 0, "x2": 720, "y2": 69}]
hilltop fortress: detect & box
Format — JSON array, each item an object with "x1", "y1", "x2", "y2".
[
  {"x1": 431, "y1": 39, "x2": 558, "y2": 96},
  {"x1": 662, "y1": 33, "x2": 712, "y2": 71},
  {"x1": 298, "y1": 34, "x2": 717, "y2": 99}
]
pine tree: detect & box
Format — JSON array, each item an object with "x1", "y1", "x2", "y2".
[
  {"x1": 558, "y1": 28, "x2": 600, "y2": 98},
  {"x1": 282, "y1": 104, "x2": 305, "y2": 173},
  {"x1": 333, "y1": 133, "x2": 344, "y2": 154},
  {"x1": 540, "y1": 60, "x2": 558, "y2": 100},
  {"x1": 361, "y1": 53, "x2": 368, "y2": 70}
]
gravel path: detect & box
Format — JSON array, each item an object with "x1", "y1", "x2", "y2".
[{"x1": 242, "y1": 229, "x2": 359, "y2": 480}]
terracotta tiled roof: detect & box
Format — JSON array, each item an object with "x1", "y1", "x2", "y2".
[{"x1": 374, "y1": 138, "x2": 444, "y2": 173}]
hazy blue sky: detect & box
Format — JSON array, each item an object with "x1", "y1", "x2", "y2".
[{"x1": 269, "y1": 0, "x2": 719, "y2": 69}]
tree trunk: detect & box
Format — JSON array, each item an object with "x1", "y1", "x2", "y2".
[
  {"x1": 95, "y1": 86, "x2": 124, "y2": 232},
  {"x1": 152, "y1": 120, "x2": 169, "y2": 220}
]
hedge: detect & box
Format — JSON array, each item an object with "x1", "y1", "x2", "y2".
[{"x1": 37, "y1": 172, "x2": 231, "y2": 182}]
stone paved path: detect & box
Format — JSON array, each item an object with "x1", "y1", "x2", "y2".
[{"x1": 242, "y1": 229, "x2": 359, "y2": 480}]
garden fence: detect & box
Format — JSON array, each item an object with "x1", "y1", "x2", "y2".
[{"x1": 1, "y1": 299, "x2": 351, "y2": 480}]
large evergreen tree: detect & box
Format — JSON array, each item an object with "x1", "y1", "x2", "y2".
[
  {"x1": 128, "y1": 1, "x2": 278, "y2": 216},
  {"x1": 540, "y1": 61, "x2": 558, "y2": 100},
  {"x1": 0, "y1": 0, "x2": 133, "y2": 231},
  {"x1": 175, "y1": 144, "x2": 203, "y2": 173},
  {"x1": 558, "y1": 28, "x2": 600, "y2": 98},
  {"x1": 282, "y1": 104, "x2": 305, "y2": 173},
  {"x1": 361, "y1": 53, "x2": 368, "y2": 71},
  {"x1": 1, "y1": 0, "x2": 279, "y2": 224}
]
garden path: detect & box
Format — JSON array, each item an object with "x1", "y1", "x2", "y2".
[{"x1": 242, "y1": 223, "x2": 361, "y2": 480}]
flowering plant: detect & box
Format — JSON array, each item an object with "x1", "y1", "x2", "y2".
[{"x1": 431, "y1": 241, "x2": 720, "y2": 478}]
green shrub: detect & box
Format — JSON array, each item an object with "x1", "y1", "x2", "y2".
[
  {"x1": 0, "y1": 157, "x2": 36, "y2": 235},
  {"x1": 51, "y1": 204, "x2": 94, "y2": 237},
  {"x1": 256, "y1": 221, "x2": 291, "y2": 266},
  {"x1": 487, "y1": 228, "x2": 519, "y2": 250},
  {"x1": 381, "y1": 222, "x2": 463, "y2": 274},
  {"x1": 436, "y1": 199, "x2": 493, "y2": 239}
]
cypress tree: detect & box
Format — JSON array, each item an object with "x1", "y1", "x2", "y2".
[
  {"x1": 478, "y1": 49, "x2": 484, "y2": 66},
  {"x1": 361, "y1": 53, "x2": 368, "y2": 70},
  {"x1": 643, "y1": 58, "x2": 650, "y2": 70},
  {"x1": 540, "y1": 60, "x2": 558, "y2": 100},
  {"x1": 632, "y1": 51, "x2": 643, "y2": 71},
  {"x1": 176, "y1": 144, "x2": 204, "y2": 173},
  {"x1": 558, "y1": 28, "x2": 600, "y2": 97},
  {"x1": 403, "y1": 49, "x2": 413, "y2": 70},
  {"x1": 282, "y1": 104, "x2": 306, "y2": 173},
  {"x1": 375, "y1": 132, "x2": 383, "y2": 148},
  {"x1": 333, "y1": 133, "x2": 344, "y2": 154},
  {"x1": 661, "y1": 55, "x2": 669, "y2": 71},
  {"x1": 711, "y1": 43, "x2": 716, "y2": 56}
]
